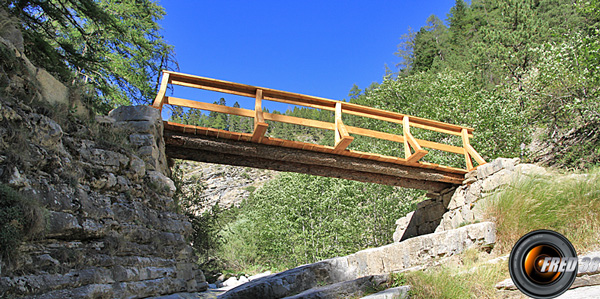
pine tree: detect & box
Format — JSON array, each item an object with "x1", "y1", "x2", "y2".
[
  {"x1": 411, "y1": 15, "x2": 448, "y2": 73},
  {"x1": 2, "y1": 0, "x2": 176, "y2": 111},
  {"x1": 229, "y1": 101, "x2": 242, "y2": 132}
]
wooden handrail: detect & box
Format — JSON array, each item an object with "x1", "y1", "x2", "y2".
[{"x1": 153, "y1": 70, "x2": 485, "y2": 171}]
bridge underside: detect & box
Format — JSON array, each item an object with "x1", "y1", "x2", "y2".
[{"x1": 164, "y1": 128, "x2": 466, "y2": 192}]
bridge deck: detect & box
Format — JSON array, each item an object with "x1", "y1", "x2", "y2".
[
  {"x1": 153, "y1": 70, "x2": 486, "y2": 191},
  {"x1": 164, "y1": 125, "x2": 464, "y2": 192},
  {"x1": 164, "y1": 122, "x2": 468, "y2": 175}
]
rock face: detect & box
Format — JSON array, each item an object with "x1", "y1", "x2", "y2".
[
  {"x1": 0, "y1": 37, "x2": 206, "y2": 297},
  {"x1": 285, "y1": 274, "x2": 390, "y2": 299},
  {"x1": 392, "y1": 157, "x2": 549, "y2": 241},
  {"x1": 220, "y1": 222, "x2": 495, "y2": 299},
  {"x1": 0, "y1": 31, "x2": 88, "y2": 119},
  {"x1": 109, "y1": 105, "x2": 170, "y2": 176},
  {"x1": 436, "y1": 158, "x2": 548, "y2": 232},
  {"x1": 0, "y1": 8, "x2": 24, "y2": 52},
  {"x1": 176, "y1": 161, "x2": 275, "y2": 212},
  {"x1": 392, "y1": 187, "x2": 455, "y2": 242}
]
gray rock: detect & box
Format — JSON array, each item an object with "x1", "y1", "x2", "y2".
[
  {"x1": 109, "y1": 105, "x2": 170, "y2": 175},
  {"x1": 284, "y1": 274, "x2": 389, "y2": 299},
  {"x1": 0, "y1": 9, "x2": 24, "y2": 52},
  {"x1": 35, "y1": 254, "x2": 60, "y2": 270},
  {"x1": 0, "y1": 44, "x2": 207, "y2": 298},
  {"x1": 248, "y1": 271, "x2": 272, "y2": 281},
  {"x1": 392, "y1": 212, "x2": 414, "y2": 243},
  {"x1": 79, "y1": 146, "x2": 129, "y2": 172},
  {"x1": 178, "y1": 161, "x2": 276, "y2": 213},
  {"x1": 30, "y1": 114, "x2": 63, "y2": 146},
  {"x1": 109, "y1": 105, "x2": 162, "y2": 123},
  {"x1": 222, "y1": 276, "x2": 240, "y2": 288},
  {"x1": 556, "y1": 285, "x2": 600, "y2": 299},
  {"x1": 7, "y1": 167, "x2": 30, "y2": 188},
  {"x1": 36, "y1": 68, "x2": 69, "y2": 107},
  {"x1": 462, "y1": 176, "x2": 477, "y2": 184},
  {"x1": 128, "y1": 155, "x2": 147, "y2": 179},
  {"x1": 46, "y1": 211, "x2": 82, "y2": 238},
  {"x1": 129, "y1": 133, "x2": 155, "y2": 147},
  {"x1": 360, "y1": 285, "x2": 411, "y2": 299},
  {"x1": 95, "y1": 115, "x2": 116, "y2": 126},
  {"x1": 480, "y1": 168, "x2": 513, "y2": 193},
  {"x1": 147, "y1": 170, "x2": 176, "y2": 196},
  {"x1": 434, "y1": 158, "x2": 546, "y2": 232},
  {"x1": 514, "y1": 163, "x2": 548, "y2": 176},
  {"x1": 476, "y1": 158, "x2": 519, "y2": 180},
  {"x1": 465, "y1": 169, "x2": 477, "y2": 180},
  {"x1": 447, "y1": 188, "x2": 466, "y2": 210}
]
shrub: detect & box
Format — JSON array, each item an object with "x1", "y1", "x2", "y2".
[{"x1": 0, "y1": 183, "x2": 45, "y2": 264}]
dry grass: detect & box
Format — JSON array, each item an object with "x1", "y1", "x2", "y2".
[
  {"x1": 484, "y1": 168, "x2": 600, "y2": 254},
  {"x1": 400, "y1": 248, "x2": 509, "y2": 299}
]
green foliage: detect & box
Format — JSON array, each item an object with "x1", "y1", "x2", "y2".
[
  {"x1": 217, "y1": 173, "x2": 419, "y2": 270},
  {"x1": 171, "y1": 161, "x2": 236, "y2": 268},
  {"x1": 411, "y1": 15, "x2": 448, "y2": 73},
  {"x1": 0, "y1": 183, "x2": 45, "y2": 263},
  {"x1": 389, "y1": 0, "x2": 599, "y2": 167},
  {"x1": 169, "y1": 98, "x2": 336, "y2": 145},
  {"x1": 2, "y1": 0, "x2": 176, "y2": 112},
  {"x1": 350, "y1": 70, "x2": 529, "y2": 167}
]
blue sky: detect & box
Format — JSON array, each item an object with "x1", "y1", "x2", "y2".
[{"x1": 158, "y1": 0, "x2": 455, "y2": 116}]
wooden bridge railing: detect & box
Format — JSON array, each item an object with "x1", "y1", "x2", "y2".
[{"x1": 152, "y1": 70, "x2": 486, "y2": 172}]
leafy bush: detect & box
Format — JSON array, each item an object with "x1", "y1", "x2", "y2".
[
  {"x1": 217, "y1": 173, "x2": 420, "y2": 270},
  {"x1": 0, "y1": 184, "x2": 45, "y2": 263},
  {"x1": 349, "y1": 71, "x2": 530, "y2": 167}
]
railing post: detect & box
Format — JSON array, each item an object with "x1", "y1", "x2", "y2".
[
  {"x1": 334, "y1": 102, "x2": 353, "y2": 152},
  {"x1": 461, "y1": 128, "x2": 486, "y2": 170},
  {"x1": 251, "y1": 89, "x2": 268, "y2": 143},
  {"x1": 403, "y1": 116, "x2": 428, "y2": 163},
  {"x1": 403, "y1": 117, "x2": 411, "y2": 160},
  {"x1": 461, "y1": 128, "x2": 474, "y2": 170},
  {"x1": 152, "y1": 71, "x2": 170, "y2": 110}
]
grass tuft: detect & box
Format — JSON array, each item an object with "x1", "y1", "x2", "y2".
[
  {"x1": 485, "y1": 168, "x2": 600, "y2": 254},
  {"x1": 398, "y1": 249, "x2": 508, "y2": 299}
]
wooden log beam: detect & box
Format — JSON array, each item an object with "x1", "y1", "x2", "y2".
[
  {"x1": 165, "y1": 96, "x2": 255, "y2": 118},
  {"x1": 165, "y1": 145, "x2": 454, "y2": 192},
  {"x1": 152, "y1": 72, "x2": 170, "y2": 110},
  {"x1": 163, "y1": 130, "x2": 465, "y2": 185}
]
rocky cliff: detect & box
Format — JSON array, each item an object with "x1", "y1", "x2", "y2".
[
  {"x1": 176, "y1": 161, "x2": 275, "y2": 213},
  {"x1": 0, "y1": 33, "x2": 206, "y2": 297}
]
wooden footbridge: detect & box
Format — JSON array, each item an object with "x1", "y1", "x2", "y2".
[{"x1": 152, "y1": 71, "x2": 486, "y2": 192}]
